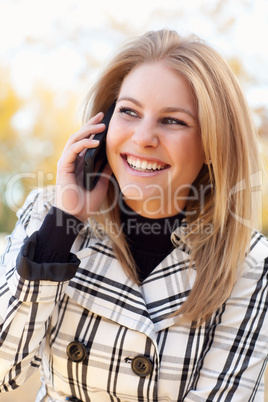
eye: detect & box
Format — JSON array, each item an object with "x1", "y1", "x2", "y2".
[
  {"x1": 161, "y1": 117, "x2": 188, "y2": 127},
  {"x1": 119, "y1": 106, "x2": 138, "y2": 117}
]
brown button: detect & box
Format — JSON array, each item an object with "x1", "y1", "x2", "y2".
[
  {"x1": 131, "y1": 355, "x2": 153, "y2": 377},
  {"x1": 66, "y1": 341, "x2": 87, "y2": 363}
]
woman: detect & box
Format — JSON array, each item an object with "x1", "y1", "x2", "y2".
[{"x1": 0, "y1": 29, "x2": 267, "y2": 401}]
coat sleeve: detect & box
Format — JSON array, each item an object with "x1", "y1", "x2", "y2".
[
  {"x1": 184, "y1": 233, "x2": 268, "y2": 402},
  {"x1": 0, "y1": 189, "x2": 80, "y2": 392}
]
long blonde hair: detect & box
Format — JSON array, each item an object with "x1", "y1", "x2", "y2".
[{"x1": 83, "y1": 29, "x2": 260, "y2": 324}]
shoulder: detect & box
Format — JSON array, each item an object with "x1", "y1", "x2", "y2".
[
  {"x1": 235, "y1": 230, "x2": 268, "y2": 291},
  {"x1": 225, "y1": 230, "x2": 268, "y2": 324},
  {"x1": 17, "y1": 186, "x2": 107, "y2": 245},
  {"x1": 247, "y1": 230, "x2": 268, "y2": 266},
  {"x1": 16, "y1": 186, "x2": 56, "y2": 235}
]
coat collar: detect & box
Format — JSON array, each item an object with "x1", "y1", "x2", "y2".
[{"x1": 66, "y1": 231, "x2": 195, "y2": 343}]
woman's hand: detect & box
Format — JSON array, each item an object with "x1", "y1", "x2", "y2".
[{"x1": 54, "y1": 112, "x2": 112, "y2": 222}]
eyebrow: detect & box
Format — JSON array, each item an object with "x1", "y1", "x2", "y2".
[{"x1": 117, "y1": 96, "x2": 197, "y2": 121}]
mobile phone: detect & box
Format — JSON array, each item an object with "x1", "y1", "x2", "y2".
[{"x1": 83, "y1": 102, "x2": 115, "y2": 191}]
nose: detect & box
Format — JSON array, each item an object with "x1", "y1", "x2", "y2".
[{"x1": 131, "y1": 119, "x2": 158, "y2": 148}]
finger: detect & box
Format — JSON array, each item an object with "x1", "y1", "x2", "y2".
[
  {"x1": 84, "y1": 112, "x2": 104, "y2": 126},
  {"x1": 59, "y1": 137, "x2": 100, "y2": 170},
  {"x1": 63, "y1": 123, "x2": 105, "y2": 153},
  {"x1": 62, "y1": 112, "x2": 104, "y2": 150}
]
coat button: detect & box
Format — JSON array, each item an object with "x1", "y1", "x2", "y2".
[
  {"x1": 131, "y1": 355, "x2": 153, "y2": 377},
  {"x1": 66, "y1": 341, "x2": 87, "y2": 363}
]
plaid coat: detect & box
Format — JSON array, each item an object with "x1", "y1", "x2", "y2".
[{"x1": 0, "y1": 189, "x2": 267, "y2": 401}]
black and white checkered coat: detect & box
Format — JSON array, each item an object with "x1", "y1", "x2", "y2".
[{"x1": 0, "y1": 189, "x2": 267, "y2": 401}]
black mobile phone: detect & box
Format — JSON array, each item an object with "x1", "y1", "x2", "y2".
[{"x1": 83, "y1": 102, "x2": 115, "y2": 191}]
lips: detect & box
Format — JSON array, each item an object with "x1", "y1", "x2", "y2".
[{"x1": 122, "y1": 154, "x2": 170, "y2": 172}]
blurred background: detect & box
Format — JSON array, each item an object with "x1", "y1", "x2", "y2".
[{"x1": 0, "y1": 0, "x2": 267, "y2": 400}]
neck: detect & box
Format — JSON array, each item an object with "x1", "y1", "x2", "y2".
[
  {"x1": 123, "y1": 198, "x2": 185, "y2": 219},
  {"x1": 120, "y1": 200, "x2": 184, "y2": 253}
]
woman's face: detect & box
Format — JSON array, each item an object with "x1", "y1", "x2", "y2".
[{"x1": 106, "y1": 61, "x2": 205, "y2": 218}]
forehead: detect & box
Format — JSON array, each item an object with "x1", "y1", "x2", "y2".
[{"x1": 119, "y1": 61, "x2": 197, "y2": 113}]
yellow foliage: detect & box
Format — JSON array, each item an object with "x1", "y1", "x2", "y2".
[
  {"x1": 228, "y1": 57, "x2": 249, "y2": 81},
  {"x1": 0, "y1": 75, "x2": 80, "y2": 231},
  {"x1": 260, "y1": 138, "x2": 268, "y2": 234},
  {"x1": 27, "y1": 85, "x2": 80, "y2": 186}
]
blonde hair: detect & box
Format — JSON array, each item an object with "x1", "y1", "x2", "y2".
[{"x1": 83, "y1": 29, "x2": 260, "y2": 324}]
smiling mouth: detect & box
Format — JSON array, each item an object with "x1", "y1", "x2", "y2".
[{"x1": 123, "y1": 154, "x2": 170, "y2": 172}]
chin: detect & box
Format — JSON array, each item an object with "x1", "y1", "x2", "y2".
[{"x1": 120, "y1": 186, "x2": 144, "y2": 201}]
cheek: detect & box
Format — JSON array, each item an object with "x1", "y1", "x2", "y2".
[
  {"x1": 106, "y1": 122, "x2": 118, "y2": 154},
  {"x1": 106, "y1": 134, "x2": 115, "y2": 167},
  {"x1": 189, "y1": 132, "x2": 204, "y2": 160},
  {"x1": 106, "y1": 130, "x2": 114, "y2": 152},
  {"x1": 193, "y1": 137, "x2": 205, "y2": 165},
  {"x1": 106, "y1": 125, "x2": 123, "y2": 171},
  {"x1": 106, "y1": 118, "x2": 131, "y2": 160},
  {"x1": 189, "y1": 141, "x2": 205, "y2": 164},
  {"x1": 172, "y1": 135, "x2": 205, "y2": 174},
  {"x1": 106, "y1": 117, "x2": 124, "y2": 147},
  {"x1": 175, "y1": 133, "x2": 203, "y2": 157}
]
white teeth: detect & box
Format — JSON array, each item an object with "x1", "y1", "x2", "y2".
[
  {"x1": 141, "y1": 161, "x2": 147, "y2": 170},
  {"x1": 126, "y1": 155, "x2": 167, "y2": 172}
]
